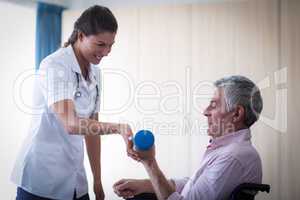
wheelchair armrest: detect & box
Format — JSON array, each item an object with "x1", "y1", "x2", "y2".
[
  {"x1": 229, "y1": 183, "x2": 271, "y2": 200},
  {"x1": 126, "y1": 193, "x2": 158, "y2": 200},
  {"x1": 126, "y1": 183, "x2": 271, "y2": 200},
  {"x1": 235, "y1": 183, "x2": 270, "y2": 193}
]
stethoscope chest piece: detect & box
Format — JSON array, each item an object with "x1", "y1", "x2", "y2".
[
  {"x1": 73, "y1": 72, "x2": 99, "y2": 114},
  {"x1": 74, "y1": 91, "x2": 82, "y2": 98}
]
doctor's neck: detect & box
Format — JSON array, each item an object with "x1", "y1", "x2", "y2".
[{"x1": 72, "y1": 43, "x2": 90, "y2": 81}]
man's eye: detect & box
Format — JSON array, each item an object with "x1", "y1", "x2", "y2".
[
  {"x1": 211, "y1": 102, "x2": 217, "y2": 108},
  {"x1": 97, "y1": 43, "x2": 105, "y2": 47}
]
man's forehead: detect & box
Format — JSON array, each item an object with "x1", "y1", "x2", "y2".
[{"x1": 212, "y1": 87, "x2": 224, "y2": 100}]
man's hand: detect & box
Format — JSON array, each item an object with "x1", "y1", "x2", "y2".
[
  {"x1": 113, "y1": 179, "x2": 150, "y2": 199},
  {"x1": 136, "y1": 146, "x2": 156, "y2": 165},
  {"x1": 94, "y1": 181, "x2": 105, "y2": 200}
]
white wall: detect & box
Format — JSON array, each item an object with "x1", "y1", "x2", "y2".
[
  {"x1": 0, "y1": 1, "x2": 36, "y2": 199},
  {"x1": 63, "y1": 6, "x2": 201, "y2": 200},
  {"x1": 63, "y1": 1, "x2": 300, "y2": 199}
]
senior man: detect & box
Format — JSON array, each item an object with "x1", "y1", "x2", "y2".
[{"x1": 114, "y1": 75, "x2": 263, "y2": 200}]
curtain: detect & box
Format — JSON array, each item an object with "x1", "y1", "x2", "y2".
[{"x1": 35, "y1": 2, "x2": 64, "y2": 70}]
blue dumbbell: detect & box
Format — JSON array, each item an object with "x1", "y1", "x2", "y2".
[{"x1": 133, "y1": 130, "x2": 155, "y2": 151}]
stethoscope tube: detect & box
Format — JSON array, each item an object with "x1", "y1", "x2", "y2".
[{"x1": 74, "y1": 72, "x2": 99, "y2": 112}]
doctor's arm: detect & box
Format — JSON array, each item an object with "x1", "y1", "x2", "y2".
[
  {"x1": 85, "y1": 113, "x2": 104, "y2": 199},
  {"x1": 51, "y1": 99, "x2": 139, "y2": 159},
  {"x1": 51, "y1": 99, "x2": 128, "y2": 136}
]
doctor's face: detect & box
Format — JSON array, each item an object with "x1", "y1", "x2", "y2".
[{"x1": 79, "y1": 31, "x2": 116, "y2": 65}]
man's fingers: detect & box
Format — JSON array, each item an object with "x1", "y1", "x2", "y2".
[
  {"x1": 113, "y1": 179, "x2": 126, "y2": 187},
  {"x1": 115, "y1": 182, "x2": 130, "y2": 191},
  {"x1": 127, "y1": 152, "x2": 141, "y2": 162},
  {"x1": 119, "y1": 190, "x2": 135, "y2": 199},
  {"x1": 127, "y1": 147, "x2": 139, "y2": 157},
  {"x1": 114, "y1": 189, "x2": 122, "y2": 197},
  {"x1": 127, "y1": 151, "x2": 138, "y2": 158},
  {"x1": 113, "y1": 187, "x2": 126, "y2": 197},
  {"x1": 114, "y1": 186, "x2": 134, "y2": 198}
]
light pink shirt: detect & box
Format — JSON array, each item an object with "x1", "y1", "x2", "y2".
[{"x1": 168, "y1": 129, "x2": 262, "y2": 200}]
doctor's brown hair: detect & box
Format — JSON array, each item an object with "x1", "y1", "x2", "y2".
[{"x1": 64, "y1": 5, "x2": 118, "y2": 47}]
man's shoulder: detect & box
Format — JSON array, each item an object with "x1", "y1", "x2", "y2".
[{"x1": 217, "y1": 142, "x2": 261, "y2": 165}]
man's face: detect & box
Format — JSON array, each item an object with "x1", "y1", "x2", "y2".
[{"x1": 203, "y1": 88, "x2": 235, "y2": 138}]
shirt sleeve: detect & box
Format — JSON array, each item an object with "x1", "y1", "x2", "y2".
[
  {"x1": 171, "y1": 177, "x2": 189, "y2": 193},
  {"x1": 38, "y1": 59, "x2": 74, "y2": 107},
  {"x1": 167, "y1": 155, "x2": 244, "y2": 200}
]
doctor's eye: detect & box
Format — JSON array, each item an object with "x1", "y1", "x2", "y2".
[{"x1": 96, "y1": 43, "x2": 106, "y2": 47}]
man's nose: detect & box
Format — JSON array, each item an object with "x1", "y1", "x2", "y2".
[{"x1": 203, "y1": 106, "x2": 210, "y2": 117}]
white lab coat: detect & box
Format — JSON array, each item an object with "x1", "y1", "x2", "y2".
[{"x1": 11, "y1": 45, "x2": 101, "y2": 200}]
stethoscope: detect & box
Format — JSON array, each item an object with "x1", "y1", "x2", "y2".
[{"x1": 74, "y1": 72, "x2": 99, "y2": 113}]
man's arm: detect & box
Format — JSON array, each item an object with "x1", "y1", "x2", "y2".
[
  {"x1": 113, "y1": 178, "x2": 176, "y2": 199},
  {"x1": 134, "y1": 147, "x2": 176, "y2": 200},
  {"x1": 113, "y1": 144, "x2": 177, "y2": 200},
  {"x1": 142, "y1": 159, "x2": 176, "y2": 200},
  {"x1": 142, "y1": 155, "x2": 244, "y2": 200}
]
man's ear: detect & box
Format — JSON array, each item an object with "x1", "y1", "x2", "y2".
[{"x1": 232, "y1": 105, "x2": 245, "y2": 123}]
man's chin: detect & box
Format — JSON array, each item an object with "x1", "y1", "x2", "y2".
[
  {"x1": 207, "y1": 129, "x2": 213, "y2": 137},
  {"x1": 207, "y1": 129, "x2": 222, "y2": 138}
]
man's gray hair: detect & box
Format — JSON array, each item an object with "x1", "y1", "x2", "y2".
[{"x1": 214, "y1": 75, "x2": 263, "y2": 127}]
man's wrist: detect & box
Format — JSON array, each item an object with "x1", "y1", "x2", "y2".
[
  {"x1": 141, "y1": 179, "x2": 155, "y2": 193},
  {"x1": 142, "y1": 158, "x2": 157, "y2": 168}
]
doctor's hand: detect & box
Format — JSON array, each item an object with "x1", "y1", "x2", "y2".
[
  {"x1": 118, "y1": 124, "x2": 140, "y2": 161},
  {"x1": 94, "y1": 181, "x2": 105, "y2": 200},
  {"x1": 113, "y1": 179, "x2": 148, "y2": 199}
]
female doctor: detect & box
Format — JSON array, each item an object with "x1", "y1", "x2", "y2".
[{"x1": 11, "y1": 5, "x2": 138, "y2": 200}]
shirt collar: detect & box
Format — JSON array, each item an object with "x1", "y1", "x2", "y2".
[
  {"x1": 208, "y1": 128, "x2": 251, "y2": 149},
  {"x1": 65, "y1": 45, "x2": 97, "y2": 85},
  {"x1": 88, "y1": 68, "x2": 97, "y2": 85}
]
